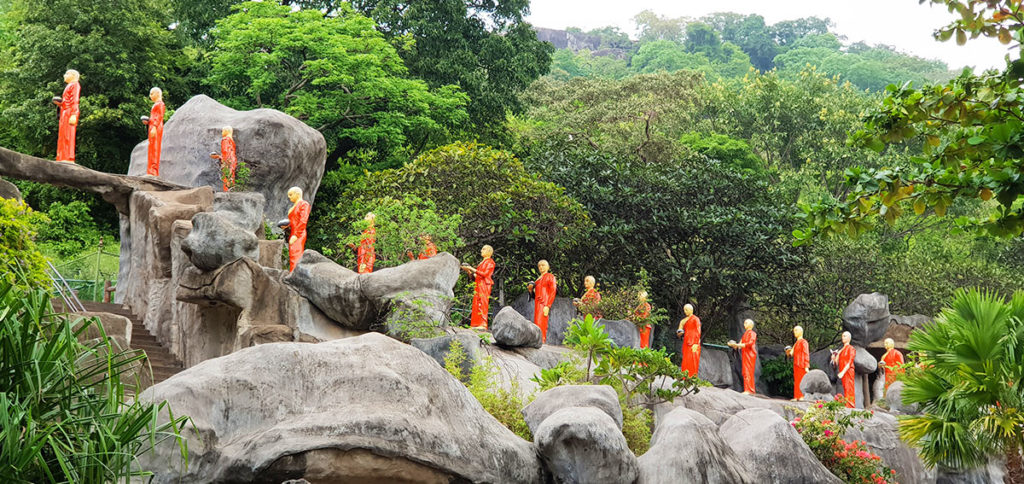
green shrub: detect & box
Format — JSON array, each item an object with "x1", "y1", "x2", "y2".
[
  {"x1": 337, "y1": 194, "x2": 463, "y2": 269},
  {"x1": 444, "y1": 340, "x2": 534, "y2": 440},
  {"x1": 761, "y1": 356, "x2": 794, "y2": 398},
  {"x1": 385, "y1": 294, "x2": 447, "y2": 341},
  {"x1": 790, "y1": 399, "x2": 896, "y2": 483},
  {"x1": 0, "y1": 279, "x2": 188, "y2": 482},
  {"x1": 622, "y1": 405, "x2": 653, "y2": 456},
  {"x1": 0, "y1": 198, "x2": 49, "y2": 288}
]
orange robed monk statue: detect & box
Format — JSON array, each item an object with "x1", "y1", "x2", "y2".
[
  {"x1": 676, "y1": 303, "x2": 701, "y2": 377},
  {"x1": 573, "y1": 275, "x2": 601, "y2": 318},
  {"x1": 728, "y1": 318, "x2": 758, "y2": 394},
  {"x1": 461, "y1": 245, "x2": 495, "y2": 330},
  {"x1": 209, "y1": 126, "x2": 237, "y2": 192},
  {"x1": 356, "y1": 212, "x2": 376, "y2": 273},
  {"x1": 634, "y1": 290, "x2": 653, "y2": 349},
  {"x1": 276, "y1": 187, "x2": 310, "y2": 272},
  {"x1": 53, "y1": 69, "x2": 81, "y2": 163},
  {"x1": 408, "y1": 234, "x2": 438, "y2": 260},
  {"x1": 528, "y1": 260, "x2": 557, "y2": 343},
  {"x1": 833, "y1": 331, "x2": 857, "y2": 408},
  {"x1": 141, "y1": 87, "x2": 165, "y2": 176},
  {"x1": 785, "y1": 325, "x2": 810, "y2": 401},
  {"x1": 880, "y1": 338, "x2": 905, "y2": 394}
]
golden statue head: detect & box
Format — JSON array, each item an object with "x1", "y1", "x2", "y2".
[
  {"x1": 793, "y1": 325, "x2": 804, "y2": 339},
  {"x1": 63, "y1": 69, "x2": 80, "y2": 83},
  {"x1": 584, "y1": 275, "x2": 595, "y2": 290},
  {"x1": 287, "y1": 186, "x2": 302, "y2": 203},
  {"x1": 683, "y1": 303, "x2": 694, "y2": 316},
  {"x1": 222, "y1": 125, "x2": 233, "y2": 138},
  {"x1": 744, "y1": 318, "x2": 754, "y2": 331},
  {"x1": 841, "y1": 331, "x2": 852, "y2": 345},
  {"x1": 537, "y1": 259, "x2": 549, "y2": 274},
  {"x1": 481, "y1": 245, "x2": 493, "y2": 258},
  {"x1": 884, "y1": 338, "x2": 895, "y2": 350},
  {"x1": 638, "y1": 290, "x2": 648, "y2": 302},
  {"x1": 149, "y1": 87, "x2": 162, "y2": 102}
]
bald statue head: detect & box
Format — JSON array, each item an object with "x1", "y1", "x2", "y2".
[
  {"x1": 222, "y1": 125, "x2": 234, "y2": 138},
  {"x1": 537, "y1": 259, "x2": 549, "y2": 274},
  {"x1": 793, "y1": 325, "x2": 804, "y2": 339},
  {"x1": 683, "y1": 303, "x2": 694, "y2": 316},
  {"x1": 287, "y1": 186, "x2": 303, "y2": 203},
  {"x1": 638, "y1": 290, "x2": 648, "y2": 302},
  {"x1": 150, "y1": 87, "x2": 163, "y2": 102},
  {"x1": 584, "y1": 275, "x2": 596, "y2": 290},
  {"x1": 884, "y1": 338, "x2": 895, "y2": 350},
  {"x1": 480, "y1": 245, "x2": 493, "y2": 258},
  {"x1": 64, "y1": 69, "x2": 80, "y2": 83},
  {"x1": 744, "y1": 318, "x2": 754, "y2": 331},
  {"x1": 364, "y1": 212, "x2": 376, "y2": 225},
  {"x1": 841, "y1": 331, "x2": 852, "y2": 345}
]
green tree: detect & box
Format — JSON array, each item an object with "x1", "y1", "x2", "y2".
[
  {"x1": 0, "y1": 198, "x2": 48, "y2": 288},
  {"x1": 350, "y1": 0, "x2": 553, "y2": 138},
  {"x1": 632, "y1": 9, "x2": 688, "y2": 43},
  {"x1": 702, "y1": 13, "x2": 777, "y2": 71},
  {"x1": 798, "y1": 0, "x2": 1024, "y2": 241},
  {"x1": 205, "y1": 1, "x2": 468, "y2": 169},
  {"x1": 679, "y1": 132, "x2": 764, "y2": 173},
  {"x1": 547, "y1": 49, "x2": 630, "y2": 81},
  {"x1": 339, "y1": 194, "x2": 463, "y2": 269},
  {"x1": 899, "y1": 289, "x2": 1024, "y2": 483},
  {"x1": 770, "y1": 16, "x2": 832, "y2": 49},
  {"x1": 0, "y1": 0, "x2": 188, "y2": 175},
  {"x1": 683, "y1": 22, "x2": 725, "y2": 62},
  {"x1": 328, "y1": 142, "x2": 591, "y2": 291}
]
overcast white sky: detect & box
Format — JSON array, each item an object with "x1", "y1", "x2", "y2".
[{"x1": 525, "y1": 0, "x2": 1011, "y2": 71}]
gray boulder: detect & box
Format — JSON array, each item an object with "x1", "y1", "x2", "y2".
[
  {"x1": 212, "y1": 191, "x2": 266, "y2": 235},
  {"x1": 845, "y1": 411, "x2": 935, "y2": 483},
  {"x1": 534, "y1": 407, "x2": 638, "y2": 484},
  {"x1": 285, "y1": 251, "x2": 459, "y2": 333},
  {"x1": 180, "y1": 212, "x2": 259, "y2": 271},
  {"x1": 484, "y1": 345, "x2": 542, "y2": 396},
  {"x1": 599, "y1": 318, "x2": 641, "y2": 348},
  {"x1": 522, "y1": 385, "x2": 622, "y2": 433},
  {"x1": 512, "y1": 345, "x2": 576, "y2": 369},
  {"x1": 511, "y1": 293, "x2": 578, "y2": 344},
  {"x1": 491, "y1": 306, "x2": 543, "y2": 349},
  {"x1": 637, "y1": 407, "x2": 752, "y2": 484},
  {"x1": 128, "y1": 94, "x2": 326, "y2": 225},
  {"x1": 411, "y1": 330, "x2": 483, "y2": 379},
  {"x1": 800, "y1": 369, "x2": 834, "y2": 397},
  {"x1": 854, "y1": 346, "x2": 878, "y2": 374},
  {"x1": 719, "y1": 408, "x2": 841, "y2": 484},
  {"x1": 843, "y1": 293, "x2": 892, "y2": 346},
  {"x1": 698, "y1": 346, "x2": 734, "y2": 388},
  {"x1": 135, "y1": 333, "x2": 543, "y2": 483},
  {"x1": 0, "y1": 178, "x2": 20, "y2": 200},
  {"x1": 885, "y1": 381, "x2": 919, "y2": 415}
]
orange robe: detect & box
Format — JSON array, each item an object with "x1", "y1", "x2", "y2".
[
  {"x1": 533, "y1": 272, "x2": 556, "y2": 343},
  {"x1": 634, "y1": 302, "x2": 652, "y2": 349},
  {"x1": 220, "y1": 137, "x2": 237, "y2": 192},
  {"x1": 357, "y1": 227, "x2": 376, "y2": 273},
  {"x1": 837, "y1": 344, "x2": 857, "y2": 408},
  {"x1": 470, "y1": 258, "x2": 495, "y2": 329},
  {"x1": 418, "y1": 242, "x2": 437, "y2": 259},
  {"x1": 287, "y1": 200, "x2": 310, "y2": 272},
  {"x1": 881, "y1": 348, "x2": 905, "y2": 392},
  {"x1": 792, "y1": 338, "x2": 809, "y2": 400},
  {"x1": 56, "y1": 81, "x2": 80, "y2": 162},
  {"x1": 740, "y1": 329, "x2": 757, "y2": 394},
  {"x1": 680, "y1": 314, "x2": 701, "y2": 377},
  {"x1": 146, "y1": 101, "x2": 165, "y2": 176},
  {"x1": 580, "y1": 288, "x2": 601, "y2": 318}
]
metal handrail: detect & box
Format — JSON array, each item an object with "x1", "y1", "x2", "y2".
[{"x1": 47, "y1": 260, "x2": 85, "y2": 313}]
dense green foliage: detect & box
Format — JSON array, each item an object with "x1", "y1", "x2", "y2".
[
  {"x1": 337, "y1": 195, "x2": 462, "y2": 269},
  {"x1": 899, "y1": 289, "x2": 1023, "y2": 479},
  {"x1": 0, "y1": 279, "x2": 187, "y2": 481},
  {"x1": 790, "y1": 399, "x2": 897, "y2": 483},
  {"x1": 0, "y1": 199, "x2": 48, "y2": 288},
  {"x1": 443, "y1": 340, "x2": 533, "y2": 440}
]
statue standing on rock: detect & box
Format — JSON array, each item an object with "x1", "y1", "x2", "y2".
[
  {"x1": 461, "y1": 245, "x2": 495, "y2": 330},
  {"x1": 833, "y1": 331, "x2": 857, "y2": 408},
  {"x1": 676, "y1": 303, "x2": 701, "y2": 377},
  {"x1": 728, "y1": 318, "x2": 758, "y2": 395},
  {"x1": 528, "y1": 259, "x2": 556, "y2": 344},
  {"x1": 880, "y1": 337, "x2": 905, "y2": 394},
  {"x1": 785, "y1": 325, "x2": 810, "y2": 401},
  {"x1": 278, "y1": 187, "x2": 310, "y2": 272},
  {"x1": 142, "y1": 87, "x2": 165, "y2": 176},
  {"x1": 408, "y1": 234, "x2": 437, "y2": 260},
  {"x1": 573, "y1": 275, "x2": 601, "y2": 318},
  {"x1": 53, "y1": 69, "x2": 80, "y2": 163},
  {"x1": 634, "y1": 290, "x2": 653, "y2": 349},
  {"x1": 209, "y1": 126, "x2": 237, "y2": 192},
  {"x1": 355, "y1": 212, "x2": 376, "y2": 273}
]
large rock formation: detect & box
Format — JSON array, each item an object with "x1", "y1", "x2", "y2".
[
  {"x1": 522, "y1": 385, "x2": 623, "y2": 433},
  {"x1": 843, "y1": 293, "x2": 892, "y2": 346},
  {"x1": 511, "y1": 293, "x2": 580, "y2": 345},
  {"x1": 491, "y1": 306, "x2": 543, "y2": 349},
  {"x1": 698, "y1": 347, "x2": 734, "y2": 388},
  {"x1": 845, "y1": 411, "x2": 935, "y2": 483},
  {"x1": 128, "y1": 95, "x2": 326, "y2": 224},
  {"x1": 136, "y1": 333, "x2": 544, "y2": 483},
  {"x1": 884, "y1": 381, "x2": 919, "y2": 415},
  {"x1": 534, "y1": 407, "x2": 638, "y2": 484},
  {"x1": 285, "y1": 251, "x2": 460, "y2": 334},
  {"x1": 637, "y1": 407, "x2": 753, "y2": 483},
  {"x1": 719, "y1": 408, "x2": 841, "y2": 483},
  {"x1": 0, "y1": 177, "x2": 21, "y2": 200}
]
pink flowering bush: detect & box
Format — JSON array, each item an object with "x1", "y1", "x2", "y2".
[{"x1": 789, "y1": 399, "x2": 898, "y2": 484}]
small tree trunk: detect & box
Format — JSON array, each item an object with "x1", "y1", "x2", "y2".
[{"x1": 1006, "y1": 443, "x2": 1023, "y2": 484}]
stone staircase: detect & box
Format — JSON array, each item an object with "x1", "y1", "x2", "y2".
[{"x1": 60, "y1": 300, "x2": 185, "y2": 387}]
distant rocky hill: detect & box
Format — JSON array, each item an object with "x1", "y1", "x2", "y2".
[{"x1": 535, "y1": 27, "x2": 632, "y2": 59}]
